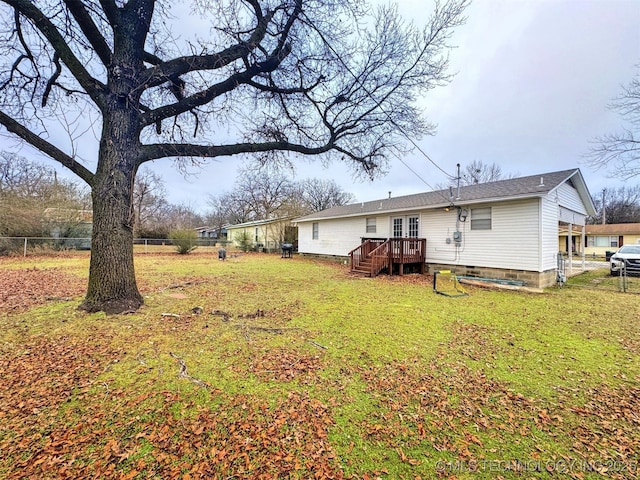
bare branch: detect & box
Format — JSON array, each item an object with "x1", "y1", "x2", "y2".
[
  {"x1": 4, "y1": 0, "x2": 106, "y2": 104},
  {"x1": 62, "y1": 0, "x2": 112, "y2": 67},
  {"x1": 0, "y1": 110, "x2": 94, "y2": 185},
  {"x1": 585, "y1": 69, "x2": 640, "y2": 178},
  {"x1": 139, "y1": 139, "x2": 334, "y2": 165}
]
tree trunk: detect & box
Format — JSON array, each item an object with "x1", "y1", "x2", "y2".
[
  {"x1": 79, "y1": 177, "x2": 142, "y2": 314},
  {"x1": 79, "y1": 104, "x2": 144, "y2": 314}
]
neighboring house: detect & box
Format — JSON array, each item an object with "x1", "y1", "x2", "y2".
[
  {"x1": 582, "y1": 223, "x2": 640, "y2": 256},
  {"x1": 195, "y1": 225, "x2": 228, "y2": 241},
  {"x1": 295, "y1": 169, "x2": 596, "y2": 288},
  {"x1": 43, "y1": 208, "x2": 93, "y2": 249},
  {"x1": 226, "y1": 217, "x2": 297, "y2": 252},
  {"x1": 558, "y1": 225, "x2": 586, "y2": 256}
]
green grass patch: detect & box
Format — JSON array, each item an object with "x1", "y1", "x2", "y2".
[{"x1": 1, "y1": 253, "x2": 638, "y2": 479}]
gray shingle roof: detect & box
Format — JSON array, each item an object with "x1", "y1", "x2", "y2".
[{"x1": 296, "y1": 169, "x2": 585, "y2": 222}]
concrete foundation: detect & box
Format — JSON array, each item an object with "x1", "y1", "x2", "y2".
[
  {"x1": 427, "y1": 263, "x2": 557, "y2": 288},
  {"x1": 299, "y1": 253, "x2": 558, "y2": 288}
]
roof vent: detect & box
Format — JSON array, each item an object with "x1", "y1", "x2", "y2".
[
  {"x1": 539, "y1": 176, "x2": 545, "y2": 187},
  {"x1": 388, "y1": 191, "x2": 392, "y2": 199}
]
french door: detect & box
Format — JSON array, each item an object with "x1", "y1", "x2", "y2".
[{"x1": 392, "y1": 215, "x2": 419, "y2": 238}]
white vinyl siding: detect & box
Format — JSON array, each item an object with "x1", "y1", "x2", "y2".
[
  {"x1": 555, "y1": 183, "x2": 587, "y2": 215},
  {"x1": 424, "y1": 200, "x2": 541, "y2": 271},
  {"x1": 541, "y1": 197, "x2": 560, "y2": 271},
  {"x1": 298, "y1": 216, "x2": 390, "y2": 256}
]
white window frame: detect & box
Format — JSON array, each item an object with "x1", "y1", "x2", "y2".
[
  {"x1": 470, "y1": 207, "x2": 491, "y2": 230},
  {"x1": 408, "y1": 216, "x2": 419, "y2": 237},
  {"x1": 366, "y1": 217, "x2": 376, "y2": 233},
  {"x1": 312, "y1": 222, "x2": 319, "y2": 240},
  {"x1": 587, "y1": 235, "x2": 618, "y2": 248}
]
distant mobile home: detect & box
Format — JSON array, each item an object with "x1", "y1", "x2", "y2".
[{"x1": 295, "y1": 169, "x2": 596, "y2": 288}]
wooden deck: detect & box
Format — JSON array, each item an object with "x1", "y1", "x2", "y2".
[{"x1": 349, "y1": 238, "x2": 426, "y2": 277}]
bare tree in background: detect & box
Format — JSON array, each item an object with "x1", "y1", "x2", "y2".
[
  {"x1": 132, "y1": 167, "x2": 168, "y2": 237},
  {"x1": 207, "y1": 167, "x2": 357, "y2": 228},
  {"x1": 298, "y1": 178, "x2": 356, "y2": 211},
  {"x1": 586, "y1": 71, "x2": 640, "y2": 179},
  {"x1": 588, "y1": 186, "x2": 640, "y2": 224},
  {"x1": 234, "y1": 166, "x2": 297, "y2": 220},
  {"x1": 162, "y1": 203, "x2": 204, "y2": 232},
  {"x1": 209, "y1": 191, "x2": 256, "y2": 227},
  {"x1": 0, "y1": 0, "x2": 468, "y2": 313},
  {"x1": 0, "y1": 152, "x2": 89, "y2": 237},
  {"x1": 459, "y1": 160, "x2": 514, "y2": 185}
]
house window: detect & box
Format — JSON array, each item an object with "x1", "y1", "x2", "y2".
[
  {"x1": 470, "y1": 207, "x2": 491, "y2": 230},
  {"x1": 312, "y1": 222, "x2": 319, "y2": 240},
  {"x1": 587, "y1": 236, "x2": 618, "y2": 248},
  {"x1": 366, "y1": 218, "x2": 376, "y2": 233},
  {"x1": 255, "y1": 227, "x2": 259, "y2": 243}
]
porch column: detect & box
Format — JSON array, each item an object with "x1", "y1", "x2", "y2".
[
  {"x1": 567, "y1": 223, "x2": 573, "y2": 275},
  {"x1": 581, "y1": 225, "x2": 586, "y2": 270}
]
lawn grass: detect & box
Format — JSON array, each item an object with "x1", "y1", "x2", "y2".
[{"x1": 0, "y1": 251, "x2": 638, "y2": 479}]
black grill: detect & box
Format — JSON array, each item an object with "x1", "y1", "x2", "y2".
[{"x1": 281, "y1": 243, "x2": 293, "y2": 258}]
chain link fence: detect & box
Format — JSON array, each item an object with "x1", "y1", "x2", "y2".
[
  {"x1": 562, "y1": 252, "x2": 640, "y2": 294},
  {"x1": 0, "y1": 236, "x2": 231, "y2": 256}
]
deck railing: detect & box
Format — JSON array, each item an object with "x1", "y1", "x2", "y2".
[
  {"x1": 370, "y1": 240, "x2": 391, "y2": 276},
  {"x1": 348, "y1": 239, "x2": 386, "y2": 271},
  {"x1": 350, "y1": 237, "x2": 426, "y2": 276}
]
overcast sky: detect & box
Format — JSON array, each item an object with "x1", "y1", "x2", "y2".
[
  {"x1": 162, "y1": 0, "x2": 640, "y2": 209},
  {"x1": 2, "y1": 0, "x2": 639, "y2": 213}
]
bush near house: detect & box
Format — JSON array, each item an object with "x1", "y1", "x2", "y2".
[
  {"x1": 168, "y1": 228, "x2": 198, "y2": 254},
  {"x1": 234, "y1": 230, "x2": 253, "y2": 252}
]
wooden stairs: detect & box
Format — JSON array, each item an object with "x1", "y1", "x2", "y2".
[{"x1": 349, "y1": 238, "x2": 426, "y2": 277}]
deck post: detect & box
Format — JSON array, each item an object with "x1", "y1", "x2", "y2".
[{"x1": 399, "y1": 239, "x2": 404, "y2": 276}]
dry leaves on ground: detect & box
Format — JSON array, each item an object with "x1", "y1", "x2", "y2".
[{"x1": 0, "y1": 267, "x2": 86, "y2": 313}]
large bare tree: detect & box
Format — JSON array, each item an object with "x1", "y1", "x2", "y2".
[{"x1": 0, "y1": 0, "x2": 468, "y2": 313}]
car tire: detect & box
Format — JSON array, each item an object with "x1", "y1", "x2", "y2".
[{"x1": 610, "y1": 269, "x2": 617, "y2": 276}]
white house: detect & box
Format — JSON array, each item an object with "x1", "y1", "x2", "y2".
[
  {"x1": 294, "y1": 169, "x2": 596, "y2": 288},
  {"x1": 226, "y1": 217, "x2": 297, "y2": 252}
]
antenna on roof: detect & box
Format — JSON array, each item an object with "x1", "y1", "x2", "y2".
[{"x1": 456, "y1": 163, "x2": 461, "y2": 200}]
